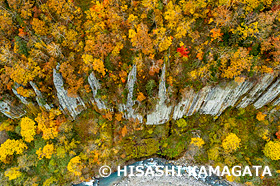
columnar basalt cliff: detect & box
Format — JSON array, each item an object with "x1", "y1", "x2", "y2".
[
  {"x1": 1, "y1": 66, "x2": 279, "y2": 124},
  {"x1": 146, "y1": 64, "x2": 173, "y2": 125},
  {"x1": 118, "y1": 65, "x2": 143, "y2": 123},
  {"x1": 30, "y1": 81, "x2": 51, "y2": 111},
  {"x1": 12, "y1": 83, "x2": 29, "y2": 105},
  {"x1": 88, "y1": 72, "x2": 109, "y2": 111},
  {"x1": 237, "y1": 74, "x2": 275, "y2": 108},
  {"x1": 0, "y1": 100, "x2": 26, "y2": 119},
  {"x1": 53, "y1": 67, "x2": 86, "y2": 119}
]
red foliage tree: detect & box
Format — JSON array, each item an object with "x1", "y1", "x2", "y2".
[{"x1": 177, "y1": 46, "x2": 190, "y2": 57}]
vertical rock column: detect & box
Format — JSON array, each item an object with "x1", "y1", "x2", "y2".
[
  {"x1": 53, "y1": 68, "x2": 86, "y2": 119},
  {"x1": 146, "y1": 64, "x2": 173, "y2": 125},
  {"x1": 199, "y1": 80, "x2": 253, "y2": 116},
  {"x1": 172, "y1": 86, "x2": 211, "y2": 120},
  {"x1": 88, "y1": 72, "x2": 108, "y2": 110},
  {"x1": 186, "y1": 86, "x2": 211, "y2": 116},
  {"x1": 172, "y1": 88, "x2": 196, "y2": 120},
  {"x1": 254, "y1": 78, "x2": 280, "y2": 109},
  {"x1": 12, "y1": 83, "x2": 29, "y2": 105},
  {"x1": 118, "y1": 65, "x2": 143, "y2": 123},
  {"x1": 0, "y1": 100, "x2": 26, "y2": 119},
  {"x1": 238, "y1": 74, "x2": 275, "y2": 108},
  {"x1": 30, "y1": 81, "x2": 51, "y2": 110}
]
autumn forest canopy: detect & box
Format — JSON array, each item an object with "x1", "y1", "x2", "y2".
[
  {"x1": 1, "y1": 0, "x2": 280, "y2": 185},
  {"x1": 0, "y1": 0, "x2": 280, "y2": 100}
]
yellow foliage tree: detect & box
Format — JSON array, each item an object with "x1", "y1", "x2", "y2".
[
  {"x1": 242, "y1": 0, "x2": 273, "y2": 13},
  {"x1": 0, "y1": 9, "x2": 14, "y2": 36},
  {"x1": 232, "y1": 22, "x2": 259, "y2": 40},
  {"x1": 222, "y1": 133, "x2": 241, "y2": 153},
  {"x1": 137, "y1": 92, "x2": 146, "y2": 102},
  {"x1": 32, "y1": 18, "x2": 48, "y2": 36},
  {"x1": 4, "y1": 167, "x2": 22, "y2": 180},
  {"x1": 20, "y1": 117, "x2": 37, "y2": 143},
  {"x1": 128, "y1": 23, "x2": 154, "y2": 55},
  {"x1": 263, "y1": 140, "x2": 280, "y2": 160},
  {"x1": 43, "y1": 177, "x2": 58, "y2": 186},
  {"x1": 190, "y1": 137, "x2": 205, "y2": 148},
  {"x1": 220, "y1": 48, "x2": 253, "y2": 79},
  {"x1": 210, "y1": 28, "x2": 223, "y2": 41},
  {"x1": 142, "y1": 0, "x2": 158, "y2": 10},
  {"x1": 9, "y1": 58, "x2": 41, "y2": 86},
  {"x1": 164, "y1": 1, "x2": 181, "y2": 29},
  {"x1": 0, "y1": 120, "x2": 15, "y2": 132},
  {"x1": 36, "y1": 143, "x2": 55, "y2": 160},
  {"x1": 67, "y1": 156, "x2": 84, "y2": 176},
  {"x1": 82, "y1": 54, "x2": 106, "y2": 76},
  {"x1": 35, "y1": 109, "x2": 62, "y2": 140},
  {"x1": 16, "y1": 86, "x2": 35, "y2": 97},
  {"x1": 153, "y1": 27, "x2": 173, "y2": 52},
  {"x1": 208, "y1": 146, "x2": 220, "y2": 161},
  {"x1": 176, "y1": 118, "x2": 188, "y2": 128},
  {"x1": 256, "y1": 112, "x2": 267, "y2": 121},
  {"x1": 115, "y1": 113, "x2": 122, "y2": 122},
  {"x1": 0, "y1": 139, "x2": 28, "y2": 163}
]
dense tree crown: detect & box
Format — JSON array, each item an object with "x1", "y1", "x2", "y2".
[
  {"x1": 1, "y1": 0, "x2": 280, "y2": 185},
  {"x1": 0, "y1": 0, "x2": 279, "y2": 101}
]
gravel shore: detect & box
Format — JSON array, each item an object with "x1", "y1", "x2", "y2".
[{"x1": 115, "y1": 173, "x2": 210, "y2": 186}]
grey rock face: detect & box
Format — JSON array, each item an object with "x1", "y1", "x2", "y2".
[
  {"x1": 238, "y1": 74, "x2": 275, "y2": 108},
  {"x1": 30, "y1": 81, "x2": 51, "y2": 110},
  {"x1": 2, "y1": 64, "x2": 280, "y2": 125},
  {"x1": 118, "y1": 65, "x2": 143, "y2": 123},
  {"x1": 254, "y1": 78, "x2": 280, "y2": 109},
  {"x1": 200, "y1": 81, "x2": 253, "y2": 116},
  {"x1": 53, "y1": 68, "x2": 86, "y2": 119},
  {"x1": 187, "y1": 86, "x2": 211, "y2": 117},
  {"x1": 146, "y1": 64, "x2": 173, "y2": 125},
  {"x1": 173, "y1": 88, "x2": 196, "y2": 120},
  {"x1": 172, "y1": 74, "x2": 277, "y2": 123},
  {"x1": 215, "y1": 81, "x2": 254, "y2": 115},
  {"x1": 12, "y1": 83, "x2": 28, "y2": 105},
  {"x1": 0, "y1": 100, "x2": 26, "y2": 119},
  {"x1": 88, "y1": 72, "x2": 108, "y2": 110},
  {"x1": 273, "y1": 95, "x2": 280, "y2": 106},
  {"x1": 146, "y1": 103, "x2": 173, "y2": 125}
]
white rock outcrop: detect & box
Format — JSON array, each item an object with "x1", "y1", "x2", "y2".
[
  {"x1": 173, "y1": 88, "x2": 196, "y2": 120},
  {"x1": 12, "y1": 83, "x2": 28, "y2": 105},
  {"x1": 88, "y1": 72, "x2": 108, "y2": 110},
  {"x1": 238, "y1": 74, "x2": 275, "y2": 108},
  {"x1": 254, "y1": 78, "x2": 280, "y2": 109},
  {"x1": 119, "y1": 65, "x2": 143, "y2": 123},
  {"x1": 30, "y1": 81, "x2": 51, "y2": 110},
  {"x1": 186, "y1": 86, "x2": 210, "y2": 117},
  {"x1": 200, "y1": 81, "x2": 253, "y2": 116},
  {"x1": 170, "y1": 74, "x2": 278, "y2": 124},
  {"x1": 146, "y1": 64, "x2": 173, "y2": 125},
  {"x1": 2, "y1": 65, "x2": 280, "y2": 125},
  {"x1": 53, "y1": 68, "x2": 86, "y2": 119},
  {"x1": 0, "y1": 100, "x2": 26, "y2": 119}
]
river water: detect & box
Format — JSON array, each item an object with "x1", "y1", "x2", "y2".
[{"x1": 74, "y1": 158, "x2": 233, "y2": 186}]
